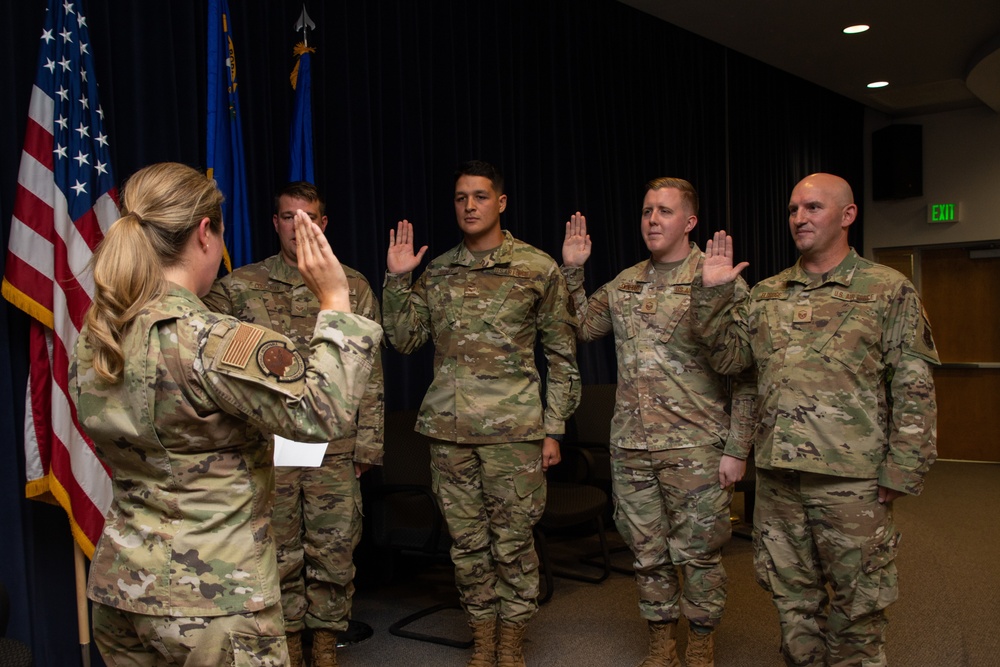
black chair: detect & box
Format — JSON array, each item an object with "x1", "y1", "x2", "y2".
[
  {"x1": 564, "y1": 384, "x2": 636, "y2": 576},
  {"x1": 566, "y1": 383, "x2": 617, "y2": 501},
  {"x1": 0, "y1": 581, "x2": 33, "y2": 667},
  {"x1": 366, "y1": 410, "x2": 471, "y2": 649},
  {"x1": 534, "y1": 446, "x2": 612, "y2": 604}
]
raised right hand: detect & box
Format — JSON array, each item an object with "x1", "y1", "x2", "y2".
[
  {"x1": 295, "y1": 210, "x2": 351, "y2": 312},
  {"x1": 387, "y1": 219, "x2": 428, "y2": 274},
  {"x1": 562, "y1": 211, "x2": 591, "y2": 267},
  {"x1": 702, "y1": 230, "x2": 749, "y2": 287}
]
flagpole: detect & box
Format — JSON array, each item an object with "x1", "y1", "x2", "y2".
[{"x1": 74, "y1": 540, "x2": 92, "y2": 667}]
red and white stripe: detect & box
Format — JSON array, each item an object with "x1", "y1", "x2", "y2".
[{"x1": 3, "y1": 80, "x2": 116, "y2": 557}]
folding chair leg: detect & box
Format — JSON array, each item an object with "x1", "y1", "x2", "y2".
[{"x1": 388, "y1": 602, "x2": 473, "y2": 649}]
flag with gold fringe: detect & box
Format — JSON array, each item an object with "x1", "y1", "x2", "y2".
[
  {"x1": 207, "y1": 0, "x2": 251, "y2": 271},
  {"x1": 2, "y1": 0, "x2": 117, "y2": 557}
]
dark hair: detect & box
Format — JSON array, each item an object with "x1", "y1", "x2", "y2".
[
  {"x1": 644, "y1": 177, "x2": 699, "y2": 216},
  {"x1": 274, "y1": 181, "x2": 325, "y2": 216},
  {"x1": 455, "y1": 160, "x2": 504, "y2": 195}
]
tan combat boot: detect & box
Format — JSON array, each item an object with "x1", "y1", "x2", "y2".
[
  {"x1": 684, "y1": 628, "x2": 715, "y2": 667},
  {"x1": 311, "y1": 629, "x2": 339, "y2": 667},
  {"x1": 496, "y1": 620, "x2": 528, "y2": 667},
  {"x1": 286, "y1": 631, "x2": 304, "y2": 667},
  {"x1": 467, "y1": 616, "x2": 498, "y2": 667},
  {"x1": 636, "y1": 621, "x2": 680, "y2": 667}
]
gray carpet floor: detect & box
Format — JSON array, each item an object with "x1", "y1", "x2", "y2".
[{"x1": 331, "y1": 460, "x2": 999, "y2": 666}]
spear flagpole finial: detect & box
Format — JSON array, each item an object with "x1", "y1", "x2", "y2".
[{"x1": 294, "y1": 5, "x2": 316, "y2": 47}]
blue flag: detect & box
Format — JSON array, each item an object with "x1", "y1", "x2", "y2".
[
  {"x1": 206, "y1": 0, "x2": 251, "y2": 271},
  {"x1": 289, "y1": 45, "x2": 315, "y2": 183}
]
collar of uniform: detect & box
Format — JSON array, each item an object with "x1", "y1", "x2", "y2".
[
  {"x1": 167, "y1": 282, "x2": 206, "y2": 308},
  {"x1": 787, "y1": 247, "x2": 861, "y2": 288},
  {"x1": 264, "y1": 254, "x2": 306, "y2": 287},
  {"x1": 449, "y1": 229, "x2": 515, "y2": 268},
  {"x1": 636, "y1": 242, "x2": 701, "y2": 285}
]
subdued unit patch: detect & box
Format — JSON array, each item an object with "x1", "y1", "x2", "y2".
[{"x1": 256, "y1": 340, "x2": 306, "y2": 382}]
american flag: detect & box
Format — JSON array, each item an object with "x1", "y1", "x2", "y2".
[{"x1": 1, "y1": 0, "x2": 117, "y2": 556}]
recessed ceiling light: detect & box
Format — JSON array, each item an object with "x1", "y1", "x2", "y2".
[
  {"x1": 844, "y1": 24, "x2": 870, "y2": 34},
  {"x1": 867, "y1": 81, "x2": 889, "y2": 89}
]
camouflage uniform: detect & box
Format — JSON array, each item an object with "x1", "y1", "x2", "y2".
[
  {"x1": 71, "y1": 285, "x2": 381, "y2": 666},
  {"x1": 204, "y1": 255, "x2": 385, "y2": 635},
  {"x1": 693, "y1": 249, "x2": 939, "y2": 666},
  {"x1": 92, "y1": 603, "x2": 286, "y2": 667},
  {"x1": 563, "y1": 243, "x2": 751, "y2": 628},
  {"x1": 382, "y1": 230, "x2": 580, "y2": 622}
]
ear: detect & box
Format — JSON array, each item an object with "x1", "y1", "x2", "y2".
[
  {"x1": 318, "y1": 215, "x2": 329, "y2": 232},
  {"x1": 498, "y1": 194, "x2": 507, "y2": 213},
  {"x1": 273, "y1": 214, "x2": 280, "y2": 234},
  {"x1": 685, "y1": 215, "x2": 698, "y2": 234},
  {"x1": 841, "y1": 203, "x2": 858, "y2": 229},
  {"x1": 197, "y1": 217, "x2": 214, "y2": 249}
]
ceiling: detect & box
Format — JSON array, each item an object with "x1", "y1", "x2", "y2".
[{"x1": 619, "y1": 0, "x2": 1000, "y2": 117}]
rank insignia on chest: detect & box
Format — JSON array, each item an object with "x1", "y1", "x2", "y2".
[
  {"x1": 793, "y1": 304, "x2": 812, "y2": 323},
  {"x1": 640, "y1": 298, "x2": 657, "y2": 314},
  {"x1": 618, "y1": 281, "x2": 643, "y2": 293},
  {"x1": 257, "y1": 341, "x2": 306, "y2": 382}
]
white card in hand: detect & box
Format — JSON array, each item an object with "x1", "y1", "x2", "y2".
[{"x1": 273, "y1": 435, "x2": 329, "y2": 467}]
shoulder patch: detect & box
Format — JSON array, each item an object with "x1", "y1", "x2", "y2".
[
  {"x1": 913, "y1": 307, "x2": 938, "y2": 358},
  {"x1": 221, "y1": 324, "x2": 265, "y2": 369},
  {"x1": 256, "y1": 341, "x2": 306, "y2": 382}
]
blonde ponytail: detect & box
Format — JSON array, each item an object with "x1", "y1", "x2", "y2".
[{"x1": 83, "y1": 163, "x2": 224, "y2": 383}]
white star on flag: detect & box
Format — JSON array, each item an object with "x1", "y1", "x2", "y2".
[{"x1": 2, "y1": 0, "x2": 118, "y2": 558}]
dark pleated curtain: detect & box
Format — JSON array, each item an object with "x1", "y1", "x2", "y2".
[{"x1": 0, "y1": 1, "x2": 862, "y2": 663}]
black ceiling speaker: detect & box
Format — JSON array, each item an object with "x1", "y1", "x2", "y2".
[{"x1": 872, "y1": 124, "x2": 922, "y2": 201}]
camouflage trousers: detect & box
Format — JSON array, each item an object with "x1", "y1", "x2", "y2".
[
  {"x1": 430, "y1": 440, "x2": 546, "y2": 624},
  {"x1": 754, "y1": 468, "x2": 900, "y2": 667},
  {"x1": 611, "y1": 444, "x2": 733, "y2": 627},
  {"x1": 273, "y1": 450, "x2": 362, "y2": 634},
  {"x1": 92, "y1": 601, "x2": 287, "y2": 666}
]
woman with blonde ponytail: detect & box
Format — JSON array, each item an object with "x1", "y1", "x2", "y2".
[{"x1": 70, "y1": 162, "x2": 382, "y2": 666}]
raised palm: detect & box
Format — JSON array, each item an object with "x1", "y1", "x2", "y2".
[
  {"x1": 702, "y1": 230, "x2": 748, "y2": 287},
  {"x1": 387, "y1": 219, "x2": 428, "y2": 274},
  {"x1": 562, "y1": 212, "x2": 591, "y2": 267}
]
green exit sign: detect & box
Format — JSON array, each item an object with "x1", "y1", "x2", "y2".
[{"x1": 928, "y1": 202, "x2": 960, "y2": 223}]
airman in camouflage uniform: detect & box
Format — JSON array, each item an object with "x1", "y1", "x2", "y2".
[
  {"x1": 382, "y1": 160, "x2": 580, "y2": 667},
  {"x1": 561, "y1": 178, "x2": 752, "y2": 667},
  {"x1": 203, "y1": 182, "x2": 384, "y2": 667},
  {"x1": 70, "y1": 163, "x2": 380, "y2": 667},
  {"x1": 693, "y1": 173, "x2": 939, "y2": 667}
]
